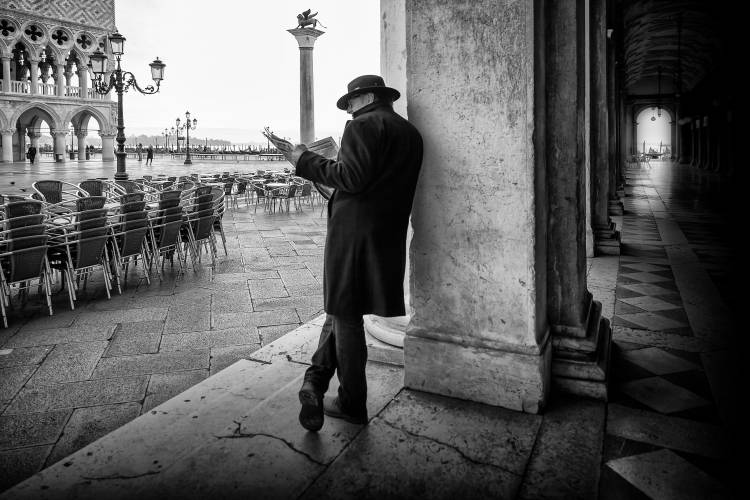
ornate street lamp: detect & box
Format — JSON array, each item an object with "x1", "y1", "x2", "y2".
[
  {"x1": 162, "y1": 127, "x2": 170, "y2": 151},
  {"x1": 88, "y1": 31, "x2": 165, "y2": 180},
  {"x1": 175, "y1": 111, "x2": 197, "y2": 165}
]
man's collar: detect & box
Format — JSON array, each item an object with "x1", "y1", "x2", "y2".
[{"x1": 352, "y1": 100, "x2": 390, "y2": 119}]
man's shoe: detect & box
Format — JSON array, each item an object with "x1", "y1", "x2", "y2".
[
  {"x1": 298, "y1": 382, "x2": 323, "y2": 432},
  {"x1": 323, "y1": 396, "x2": 368, "y2": 425}
]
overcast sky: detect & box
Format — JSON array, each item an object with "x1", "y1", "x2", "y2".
[{"x1": 115, "y1": 0, "x2": 380, "y2": 145}]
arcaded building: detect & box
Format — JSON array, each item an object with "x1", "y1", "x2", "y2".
[{"x1": 0, "y1": 0, "x2": 116, "y2": 163}]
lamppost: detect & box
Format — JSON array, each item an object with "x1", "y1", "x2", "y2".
[
  {"x1": 176, "y1": 111, "x2": 197, "y2": 165},
  {"x1": 162, "y1": 127, "x2": 169, "y2": 152},
  {"x1": 170, "y1": 127, "x2": 176, "y2": 153},
  {"x1": 88, "y1": 31, "x2": 165, "y2": 180},
  {"x1": 69, "y1": 126, "x2": 75, "y2": 160}
]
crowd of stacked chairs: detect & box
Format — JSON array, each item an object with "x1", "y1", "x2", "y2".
[{"x1": 0, "y1": 170, "x2": 327, "y2": 328}]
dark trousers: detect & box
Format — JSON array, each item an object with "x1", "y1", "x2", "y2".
[{"x1": 304, "y1": 314, "x2": 368, "y2": 418}]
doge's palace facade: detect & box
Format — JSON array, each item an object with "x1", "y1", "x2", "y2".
[{"x1": 0, "y1": 0, "x2": 117, "y2": 163}]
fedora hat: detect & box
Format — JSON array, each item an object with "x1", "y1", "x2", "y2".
[{"x1": 336, "y1": 74, "x2": 401, "y2": 110}]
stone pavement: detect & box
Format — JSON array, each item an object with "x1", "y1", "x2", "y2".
[{"x1": 0, "y1": 160, "x2": 740, "y2": 498}]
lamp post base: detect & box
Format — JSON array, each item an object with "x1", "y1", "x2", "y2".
[{"x1": 184, "y1": 158, "x2": 192, "y2": 165}]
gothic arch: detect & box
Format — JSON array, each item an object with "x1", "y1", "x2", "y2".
[
  {"x1": 63, "y1": 105, "x2": 110, "y2": 133},
  {"x1": 0, "y1": 108, "x2": 9, "y2": 130},
  {"x1": 10, "y1": 102, "x2": 62, "y2": 131}
]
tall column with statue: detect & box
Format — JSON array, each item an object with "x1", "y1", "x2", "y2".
[{"x1": 288, "y1": 9, "x2": 325, "y2": 145}]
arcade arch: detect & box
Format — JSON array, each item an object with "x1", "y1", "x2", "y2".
[{"x1": 635, "y1": 106, "x2": 674, "y2": 157}]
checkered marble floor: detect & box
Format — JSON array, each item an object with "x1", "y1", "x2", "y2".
[{"x1": 600, "y1": 164, "x2": 738, "y2": 499}]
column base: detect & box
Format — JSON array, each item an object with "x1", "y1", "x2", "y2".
[
  {"x1": 404, "y1": 333, "x2": 551, "y2": 414},
  {"x1": 552, "y1": 299, "x2": 612, "y2": 400},
  {"x1": 608, "y1": 198, "x2": 624, "y2": 216},
  {"x1": 594, "y1": 222, "x2": 621, "y2": 256},
  {"x1": 364, "y1": 314, "x2": 408, "y2": 348}
]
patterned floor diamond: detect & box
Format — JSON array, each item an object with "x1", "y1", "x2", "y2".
[
  {"x1": 619, "y1": 283, "x2": 679, "y2": 297},
  {"x1": 619, "y1": 271, "x2": 673, "y2": 283},
  {"x1": 620, "y1": 348, "x2": 700, "y2": 375},
  {"x1": 620, "y1": 263, "x2": 669, "y2": 273},
  {"x1": 619, "y1": 296, "x2": 681, "y2": 312},
  {"x1": 619, "y1": 377, "x2": 709, "y2": 414},
  {"x1": 616, "y1": 312, "x2": 688, "y2": 331},
  {"x1": 605, "y1": 449, "x2": 729, "y2": 500}
]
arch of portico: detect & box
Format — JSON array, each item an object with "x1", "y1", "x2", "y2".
[{"x1": 63, "y1": 104, "x2": 113, "y2": 160}]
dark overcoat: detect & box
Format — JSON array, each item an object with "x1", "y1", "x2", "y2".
[{"x1": 295, "y1": 101, "x2": 423, "y2": 317}]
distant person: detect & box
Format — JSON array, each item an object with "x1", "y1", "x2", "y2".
[
  {"x1": 146, "y1": 145, "x2": 154, "y2": 166},
  {"x1": 136, "y1": 143, "x2": 143, "y2": 161},
  {"x1": 27, "y1": 145, "x2": 36, "y2": 164},
  {"x1": 281, "y1": 75, "x2": 423, "y2": 432}
]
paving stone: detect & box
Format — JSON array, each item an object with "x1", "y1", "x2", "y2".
[
  {"x1": 16, "y1": 310, "x2": 80, "y2": 332},
  {"x1": 142, "y1": 369, "x2": 208, "y2": 412},
  {"x1": 252, "y1": 295, "x2": 323, "y2": 312},
  {"x1": 0, "y1": 346, "x2": 53, "y2": 369},
  {"x1": 163, "y1": 303, "x2": 211, "y2": 334},
  {"x1": 0, "y1": 445, "x2": 52, "y2": 492},
  {"x1": 160, "y1": 328, "x2": 259, "y2": 351},
  {"x1": 4, "y1": 376, "x2": 148, "y2": 414},
  {"x1": 75, "y1": 307, "x2": 169, "y2": 325},
  {"x1": 45, "y1": 403, "x2": 142, "y2": 467},
  {"x1": 247, "y1": 278, "x2": 289, "y2": 299},
  {"x1": 210, "y1": 292, "x2": 253, "y2": 314},
  {"x1": 257, "y1": 324, "x2": 298, "y2": 346},
  {"x1": 303, "y1": 418, "x2": 520, "y2": 499},
  {"x1": 0, "y1": 365, "x2": 36, "y2": 401},
  {"x1": 209, "y1": 344, "x2": 262, "y2": 375},
  {"x1": 105, "y1": 329, "x2": 161, "y2": 358},
  {"x1": 92, "y1": 350, "x2": 210, "y2": 379},
  {"x1": 0, "y1": 409, "x2": 71, "y2": 450},
  {"x1": 517, "y1": 396, "x2": 605, "y2": 499},
  {"x1": 27, "y1": 341, "x2": 108, "y2": 386},
  {"x1": 4, "y1": 325, "x2": 114, "y2": 348},
  {"x1": 212, "y1": 308, "x2": 299, "y2": 330},
  {"x1": 606, "y1": 403, "x2": 725, "y2": 459}
]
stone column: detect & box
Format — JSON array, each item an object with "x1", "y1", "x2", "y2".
[
  {"x1": 547, "y1": 0, "x2": 611, "y2": 399},
  {"x1": 590, "y1": 0, "x2": 619, "y2": 255},
  {"x1": 77, "y1": 130, "x2": 88, "y2": 160},
  {"x1": 78, "y1": 65, "x2": 88, "y2": 99},
  {"x1": 404, "y1": 0, "x2": 550, "y2": 413},
  {"x1": 622, "y1": 105, "x2": 633, "y2": 165},
  {"x1": 29, "y1": 59, "x2": 39, "y2": 94},
  {"x1": 690, "y1": 119, "x2": 699, "y2": 167},
  {"x1": 287, "y1": 27, "x2": 324, "y2": 144},
  {"x1": 51, "y1": 130, "x2": 68, "y2": 162},
  {"x1": 100, "y1": 133, "x2": 116, "y2": 161},
  {"x1": 698, "y1": 116, "x2": 707, "y2": 169},
  {"x1": 364, "y1": 0, "x2": 411, "y2": 347},
  {"x1": 1, "y1": 56, "x2": 10, "y2": 92},
  {"x1": 606, "y1": 28, "x2": 622, "y2": 215},
  {"x1": 56, "y1": 64, "x2": 65, "y2": 96},
  {"x1": 0, "y1": 129, "x2": 13, "y2": 163}
]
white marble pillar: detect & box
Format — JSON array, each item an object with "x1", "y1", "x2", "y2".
[
  {"x1": 100, "y1": 133, "x2": 116, "y2": 161},
  {"x1": 78, "y1": 66, "x2": 88, "y2": 99},
  {"x1": 51, "y1": 130, "x2": 67, "y2": 162},
  {"x1": 77, "y1": 130, "x2": 87, "y2": 160},
  {"x1": 29, "y1": 59, "x2": 39, "y2": 94},
  {"x1": 288, "y1": 28, "x2": 324, "y2": 144},
  {"x1": 1, "y1": 57, "x2": 10, "y2": 93},
  {"x1": 404, "y1": 0, "x2": 550, "y2": 413},
  {"x1": 1, "y1": 129, "x2": 14, "y2": 163},
  {"x1": 56, "y1": 64, "x2": 65, "y2": 97}
]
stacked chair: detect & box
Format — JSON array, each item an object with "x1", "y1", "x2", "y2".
[
  {"x1": 180, "y1": 186, "x2": 218, "y2": 269},
  {"x1": 0, "y1": 200, "x2": 53, "y2": 327},
  {"x1": 147, "y1": 189, "x2": 186, "y2": 279},
  {"x1": 108, "y1": 193, "x2": 152, "y2": 292}
]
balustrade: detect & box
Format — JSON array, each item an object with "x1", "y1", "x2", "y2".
[
  {"x1": 10, "y1": 80, "x2": 30, "y2": 93},
  {"x1": 0, "y1": 80, "x2": 107, "y2": 100},
  {"x1": 65, "y1": 85, "x2": 81, "y2": 97}
]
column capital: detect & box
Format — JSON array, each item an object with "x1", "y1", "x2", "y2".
[
  {"x1": 98, "y1": 132, "x2": 116, "y2": 139},
  {"x1": 76, "y1": 130, "x2": 88, "y2": 139},
  {"x1": 0, "y1": 128, "x2": 14, "y2": 136},
  {"x1": 50, "y1": 130, "x2": 69, "y2": 138},
  {"x1": 1, "y1": 55, "x2": 11, "y2": 62},
  {"x1": 287, "y1": 27, "x2": 324, "y2": 48}
]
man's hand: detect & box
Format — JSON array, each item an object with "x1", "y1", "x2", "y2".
[{"x1": 290, "y1": 144, "x2": 308, "y2": 166}]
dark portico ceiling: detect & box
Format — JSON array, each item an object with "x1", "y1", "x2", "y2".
[{"x1": 620, "y1": 0, "x2": 724, "y2": 95}]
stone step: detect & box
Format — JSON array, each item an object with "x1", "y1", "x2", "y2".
[{"x1": 3, "y1": 316, "x2": 405, "y2": 499}]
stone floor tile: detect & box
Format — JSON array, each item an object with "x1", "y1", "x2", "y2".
[
  {"x1": 163, "y1": 303, "x2": 211, "y2": 334},
  {"x1": 620, "y1": 283, "x2": 678, "y2": 296},
  {"x1": 620, "y1": 347, "x2": 700, "y2": 375},
  {"x1": 619, "y1": 377, "x2": 710, "y2": 414},
  {"x1": 210, "y1": 292, "x2": 253, "y2": 314},
  {"x1": 606, "y1": 403, "x2": 725, "y2": 459},
  {"x1": 142, "y1": 369, "x2": 210, "y2": 413},
  {"x1": 251, "y1": 295, "x2": 323, "y2": 312},
  {"x1": 617, "y1": 312, "x2": 688, "y2": 331},
  {"x1": 27, "y1": 341, "x2": 108, "y2": 386},
  {"x1": 105, "y1": 330, "x2": 161, "y2": 358},
  {"x1": 0, "y1": 346, "x2": 53, "y2": 369},
  {"x1": 75, "y1": 307, "x2": 169, "y2": 325},
  {"x1": 257, "y1": 324, "x2": 299, "y2": 346},
  {"x1": 4, "y1": 325, "x2": 114, "y2": 348},
  {"x1": 0, "y1": 445, "x2": 52, "y2": 492},
  {"x1": 620, "y1": 295, "x2": 682, "y2": 312},
  {"x1": 92, "y1": 350, "x2": 210, "y2": 379},
  {"x1": 381, "y1": 390, "x2": 542, "y2": 475},
  {"x1": 0, "y1": 365, "x2": 36, "y2": 401},
  {"x1": 160, "y1": 328, "x2": 259, "y2": 351},
  {"x1": 605, "y1": 449, "x2": 728, "y2": 499},
  {"x1": 4, "y1": 376, "x2": 148, "y2": 415},
  {"x1": 0, "y1": 409, "x2": 71, "y2": 450},
  {"x1": 302, "y1": 418, "x2": 520, "y2": 500},
  {"x1": 247, "y1": 278, "x2": 289, "y2": 299},
  {"x1": 209, "y1": 344, "x2": 262, "y2": 375}
]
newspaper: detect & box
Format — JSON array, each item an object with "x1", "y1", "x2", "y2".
[{"x1": 261, "y1": 128, "x2": 337, "y2": 200}]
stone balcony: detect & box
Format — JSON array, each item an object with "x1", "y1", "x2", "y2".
[{"x1": 0, "y1": 79, "x2": 109, "y2": 100}]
